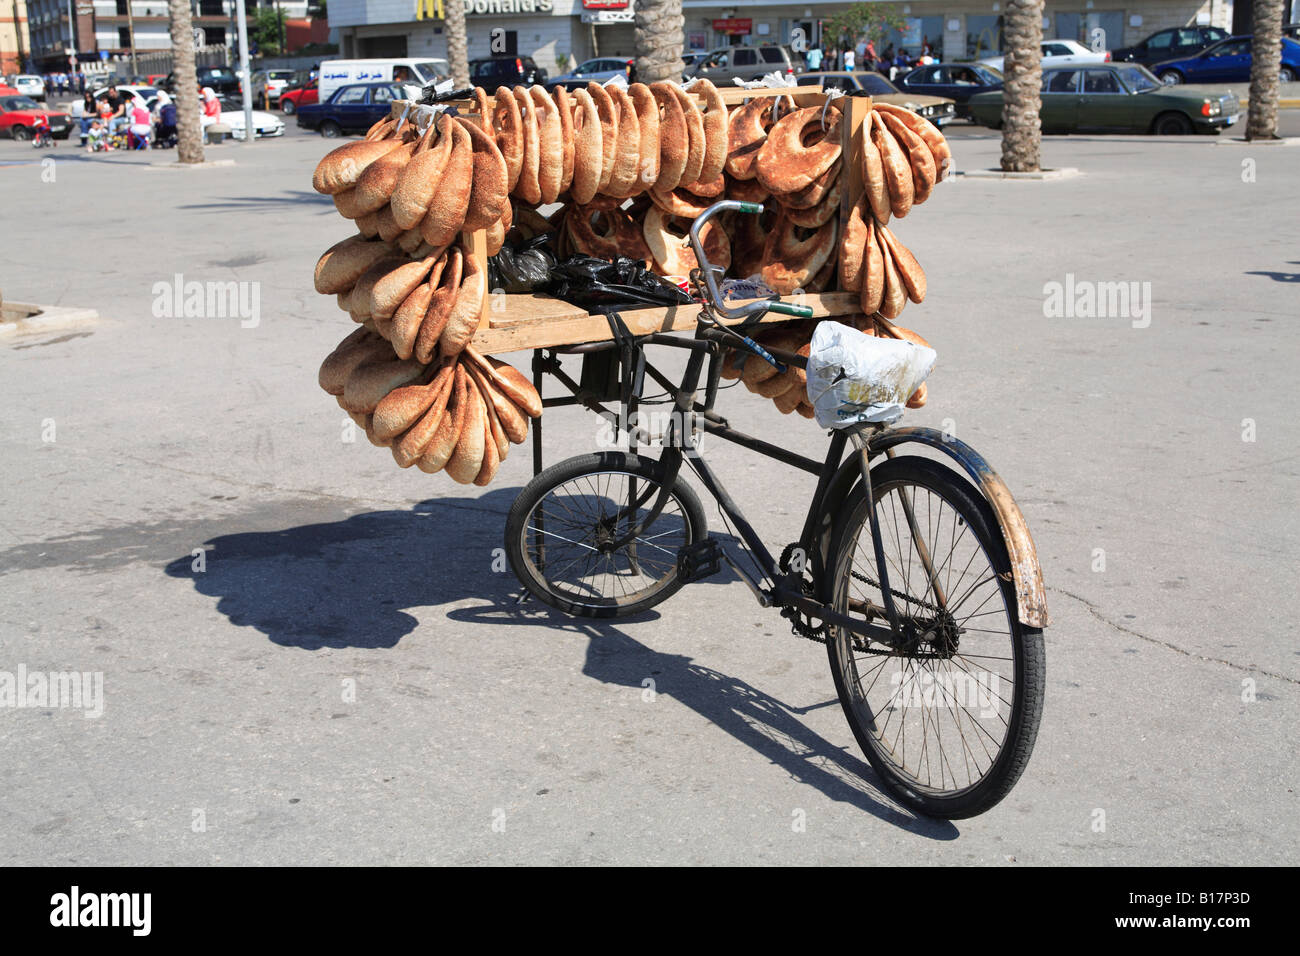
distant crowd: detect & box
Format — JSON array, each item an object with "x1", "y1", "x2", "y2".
[
  {"x1": 76, "y1": 82, "x2": 232, "y2": 151},
  {"x1": 39, "y1": 71, "x2": 89, "y2": 96},
  {"x1": 802, "y1": 38, "x2": 939, "y2": 79}
]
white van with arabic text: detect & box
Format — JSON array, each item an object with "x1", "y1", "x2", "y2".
[{"x1": 317, "y1": 59, "x2": 450, "y2": 104}]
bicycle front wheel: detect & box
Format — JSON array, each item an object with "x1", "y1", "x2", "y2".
[
  {"x1": 825, "y1": 455, "x2": 1045, "y2": 818},
  {"x1": 504, "y1": 452, "x2": 707, "y2": 618}
]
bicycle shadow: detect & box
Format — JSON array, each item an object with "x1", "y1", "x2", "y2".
[
  {"x1": 162, "y1": 494, "x2": 956, "y2": 835},
  {"x1": 450, "y1": 603, "x2": 956, "y2": 835}
]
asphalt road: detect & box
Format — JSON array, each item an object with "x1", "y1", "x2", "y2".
[{"x1": 0, "y1": 121, "x2": 1296, "y2": 865}]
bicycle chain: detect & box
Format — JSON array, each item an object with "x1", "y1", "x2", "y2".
[
  {"x1": 849, "y1": 568, "x2": 945, "y2": 615},
  {"x1": 778, "y1": 543, "x2": 829, "y2": 644}
]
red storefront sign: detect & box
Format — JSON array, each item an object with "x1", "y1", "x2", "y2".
[
  {"x1": 712, "y1": 18, "x2": 753, "y2": 34},
  {"x1": 583, "y1": 0, "x2": 630, "y2": 8}
]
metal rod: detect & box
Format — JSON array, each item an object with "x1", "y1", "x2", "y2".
[{"x1": 884, "y1": 446, "x2": 948, "y2": 608}]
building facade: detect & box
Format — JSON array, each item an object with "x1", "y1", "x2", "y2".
[
  {"x1": 24, "y1": 0, "x2": 313, "y2": 72},
  {"x1": 2, "y1": 0, "x2": 30, "y2": 75},
  {"x1": 327, "y1": 0, "x2": 1297, "y2": 78}
]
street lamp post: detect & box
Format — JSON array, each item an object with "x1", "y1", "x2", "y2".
[{"x1": 126, "y1": 0, "x2": 139, "y2": 75}]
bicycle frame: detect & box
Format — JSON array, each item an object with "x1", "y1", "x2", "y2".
[{"x1": 526, "y1": 324, "x2": 1049, "y2": 632}]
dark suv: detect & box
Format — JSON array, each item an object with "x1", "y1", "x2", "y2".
[
  {"x1": 1111, "y1": 26, "x2": 1229, "y2": 67},
  {"x1": 468, "y1": 56, "x2": 548, "y2": 93},
  {"x1": 687, "y1": 45, "x2": 797, "y2": 83}
]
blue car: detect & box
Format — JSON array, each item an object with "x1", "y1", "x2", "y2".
[
  {"x1": 1151, "y1": 34, "x2": 1300, "y2": 85},
  {"x1": 297, "y1": 82, "x2": 406, "y2": 138}
]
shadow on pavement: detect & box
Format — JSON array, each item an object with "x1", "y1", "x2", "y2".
[{"x1": 161, "y1": 494, "x2": 957, "y2": 836}]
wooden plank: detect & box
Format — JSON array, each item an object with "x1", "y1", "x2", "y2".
[
  {"x1": 469, "y1": 292, "x2": 859, "y2": 355},
  {"x1": 839, "y1": 94, "x2": 872, "y2": 290}
]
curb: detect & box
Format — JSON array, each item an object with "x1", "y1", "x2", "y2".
[
  {"x1": 956, "y1": 167, "x2": 1081, "y2": 180},
  {"x1": 0, "y1": 303, "x2": 100, "y2": 337},
  {"x1": 1214, "y1": 135, "x2": 1300, "y2": 146},
  {"x1": 146, "y1": 159, "x2": 238, "y2": 169}
]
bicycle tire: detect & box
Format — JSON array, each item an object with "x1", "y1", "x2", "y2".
[
  {"x1": 505, "y1": 452, "x2": 707, "y2": 618},
  {"x1": 824, "y1": 455, "x2": 1046, "y2": 818}
]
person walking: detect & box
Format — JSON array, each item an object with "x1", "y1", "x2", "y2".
[
  {"x1": 843, "y1": 46, "x2": 856, "y2": 71},
  {"x1": 805, "y1": 44, "x2": 823, "y2": 72}
]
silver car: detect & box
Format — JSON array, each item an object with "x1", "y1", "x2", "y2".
[{"x1": 551, "y1": 57, "x2": 633, "y2": 90}]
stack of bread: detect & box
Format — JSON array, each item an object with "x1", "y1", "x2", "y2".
[{"x1": 309, "y1": 80, "x2": 951, "y2": 472}]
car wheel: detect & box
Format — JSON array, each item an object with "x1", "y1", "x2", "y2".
[
  {"x1": 1152, "y1": 111, "x2": 1193, "y2": 135},
  {"x1": 1157, "y1": 70, "x2": 1183, "y2": 85},
  {"x1": 1281, "y1": 66, "x2": 1296, "y2": 83},
  {"x1": 12, "y1": 125, "x2": 31, "y2": 141},
  {"x1": 319, "y1": 120, "x2": 342, "y2": 139},
  {"x1": 281, "y1": 99, "x2": 295, "y2": 115}
]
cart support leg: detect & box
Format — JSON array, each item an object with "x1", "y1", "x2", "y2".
[{"x1": 531, "y1": 349, "x2": 545, "y2": 572}]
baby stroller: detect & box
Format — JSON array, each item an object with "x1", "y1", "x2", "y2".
[{"x1": 154, "y1": 102, "x2": 178, "y2": 149}]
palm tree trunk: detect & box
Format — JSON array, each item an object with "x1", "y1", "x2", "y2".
[
  {"x1": 634, "y1": 0, "x2": 685, "y2": 84},
  {"x1": 1246, "y1": 0, "x2": 1283, "y2": 140},
  {"x1": 168, "y1": 0, "x2": 203, "y2": 164},
  {"x1": 1000, "y1": 0, "x2": 1043, "y2": 172},
  {"x1": 446, "y1": 0, "x2": 469, "y2": 88}
]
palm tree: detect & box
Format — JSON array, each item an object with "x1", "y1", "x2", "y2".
[
  {"x1": 446, "y1": 0, "x2": 469, "y2": 88},
  {"x1": 1246, "y1": 0, "x2": 1284, "y2": 140},
  {"x1": 1000, "y1": 0, "x2": 1043, "y2": 172},
  {"x1": 168, "y1": 0, "x2": 203, "y2": 164},
  {"x1": 634, "y1": 0, "x2": 685, "y2": 84}
]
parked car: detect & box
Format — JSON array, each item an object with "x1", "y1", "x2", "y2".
[
  {"x1": 796, "y1": 72, "x2": 957, "y2": 127},
  {"x1": 898, "y1": 63, "x2": 1003, "y2": 116},
  {"x1": 196, "y1": 66, "x2": 243, "y2": 96},
  {"x1": 467, "y1": 56, "x2": 548, "y2": 94},
  {"x1": 296, "y1": 82, "x2": 405, "y2": 137},
  {"x1": 0, "y1": 95, "x2": 70, "y2": 140},
  {"x1": 318, "y1": 58, "x2": 449, "y2": 103},
  {"x1": 551, "y1": 57, "x2": 632, "y2": 90},
  {"x1": 212, "y1": 94, "x2": 286, "y2": 139},
  {"x1": 1285, "y1": 24, "x2": 1300, "y2": 41},
  {"x1": 688, "y1": 45, "x2": 797, "y2": 83},
  {"x1": 978, "y1": 38, "x2": 1110, "y2": 73},
  {"x1": 1111, "y1": 26, "x2": 1229, "y2": 67},
  {"x1": 279, "y1": 79, "x2": 319, "y2": 115},
  {"x1": 13, "y1": 74, "x2": 45, "y2": 101},
  {"x1": 1151, "y1": 35, "x2": 1300, "y2": 84},
  {"x1": 967, "y1": 63, "x2": 1239, "y2": 134},
  {"x1": 251, "y1": 69, "x2": 297, "y2": 105}
]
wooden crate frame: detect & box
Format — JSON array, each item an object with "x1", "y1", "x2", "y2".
[{"x1": 386, "y1": 86, "x2": 872, "y2": 355}]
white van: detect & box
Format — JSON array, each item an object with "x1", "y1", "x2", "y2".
[{"x1": 318, "y1": 59, "x2": 450, "y2": 104}]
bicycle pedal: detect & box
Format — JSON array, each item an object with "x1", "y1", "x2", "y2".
[{"x1": 676, "y1": 539, "x2": 722, "y2": 584}]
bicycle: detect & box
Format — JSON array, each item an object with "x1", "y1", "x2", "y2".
[{"x1": 503, "y1": 201, "x2": 1048, "y2": 819}]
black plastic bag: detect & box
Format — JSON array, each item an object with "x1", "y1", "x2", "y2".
[
  {"x1": 488, "y1": 235, "x2": 557, "y2": 293},
  {"x1": 544, "y1": 255, "x2": 694, "y2": 313}
]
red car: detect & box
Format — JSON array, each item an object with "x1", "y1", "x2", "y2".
[
  {"x1": 0, "y1": 94, "x2": 72, "y2": 141},
  {"x1": 278, "y1": 80, "x2": 318, "y2": 115}
]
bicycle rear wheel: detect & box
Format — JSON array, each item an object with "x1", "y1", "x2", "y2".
[
  {"x1": 825, "y1": 455, "x2": 1045, "y2": 818},
  {"x1": 505, "y1": 452, "x2": 707, "y2": 618}
]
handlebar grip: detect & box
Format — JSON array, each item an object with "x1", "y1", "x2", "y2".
[
  {"x1": 735, "y1": 202, "x2": 765, "y2": 215},
  {"x1": 766, "y1": 301, "x2": 814, "y2": 318}
]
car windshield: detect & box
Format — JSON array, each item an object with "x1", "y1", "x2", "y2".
[
  {"x1": 413, "y1": 62, "x2": 445, "y2": 82},
  {"x1": 1118, "y1": 65, "x2": 1162, "y2": 92},
  {"x1": 2, "y1": 95, "x2": 40, "y2": 110},
  {"x1": 855, "y1": 73, "x2": 900, "y2": 95},
  {"x1": 978, "y1": 65, "x2": 1002, "y2": 81}
]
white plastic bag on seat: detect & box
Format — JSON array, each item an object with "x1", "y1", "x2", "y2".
[{"x1": 805, "y1": 321, "x2": 937, "y2": 429}]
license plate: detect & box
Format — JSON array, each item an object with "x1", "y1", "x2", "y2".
[{"x1": 1225, "y1": 113, "x2": 1238, "y2": 124}]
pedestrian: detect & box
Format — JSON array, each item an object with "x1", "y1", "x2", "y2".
[
  {"x1": 201, "y1": 86, "x2": 221, "y2": 132},
  {"x1": 78, "y1": 72, "x2": 85, "y2": 94},
  {"x1": 128, "y1": 95, "x2": 153, "y2": 148},
  {"x1": 805, "y1": 44, "x2": 823, "y2": 72},
  {"x1": 843, "y1": 46, "x2": 856, "y2": 71},
  {"x1": 153, "y1": 90, "x2": 177, "y2": 148},
  {"x1": 103, "y1": 84, "x2": 127, "y2": 135},
  {"x1": 78, "y1": 89, "x2": 96, "y2": 144}
]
